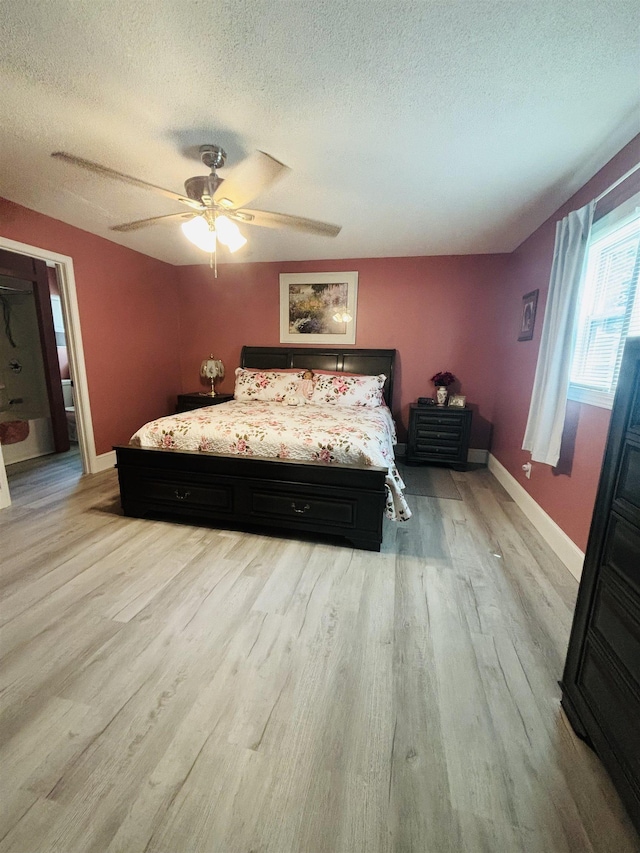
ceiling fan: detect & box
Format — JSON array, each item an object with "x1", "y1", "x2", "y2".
[{"x1": 51, "y1": 145, "x2": 341, "y2": 268}]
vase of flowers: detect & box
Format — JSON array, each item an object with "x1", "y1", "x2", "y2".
[{"x1": 431, "y1": 371, "x2": 456, "y2": 406}]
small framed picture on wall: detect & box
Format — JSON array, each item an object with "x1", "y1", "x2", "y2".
[{"x1": 518, "y1": 289, "x2": 539, "y2": 341}]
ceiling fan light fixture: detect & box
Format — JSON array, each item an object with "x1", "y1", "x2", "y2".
[
  {"x1": 181, "y1": 215, "x2": 217, "y2": 252},
  {"x1": 222, "y1": 230, "x2": 247, "y2": 254},
  {"x1": 215, "y1": 215, "x2": 247, "y2": 253}
]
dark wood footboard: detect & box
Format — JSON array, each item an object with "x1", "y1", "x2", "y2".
[{"x1": 114, "y1": 445, "x2": 387, "y2": 551}]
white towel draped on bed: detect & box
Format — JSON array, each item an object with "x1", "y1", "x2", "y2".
[{"x1": 130, "y1": 400, "x2": 412, "y2": 522}]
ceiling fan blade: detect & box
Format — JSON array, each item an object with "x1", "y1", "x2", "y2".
[
  {"x1": 110, "y1": 212, "x2": 197, "y2": 232},
  {"x1": 213, "y1": 151, "x2": 290, "y2": 209},
  {"x1": 51, "y1": 152, "x2": 204, "y2": 211},
  {"x1": 231, "y1": 208, "x2": 341, "y2": 237}
]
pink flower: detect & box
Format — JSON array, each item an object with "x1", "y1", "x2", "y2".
[{"x1": 314, "y1": 446, "x2": 334, "y2": 463}]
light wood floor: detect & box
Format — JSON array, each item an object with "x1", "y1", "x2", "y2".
[{"x1": 1, "y1": 452, "x2": 638, "y2": 853}]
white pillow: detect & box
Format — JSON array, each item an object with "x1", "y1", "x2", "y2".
[
  {"x1": 309, "y1": 373, "x2": 386, "y2": 407},
  {"x1": 234, "y1": 368, "x2": 303, "y2": 402}
]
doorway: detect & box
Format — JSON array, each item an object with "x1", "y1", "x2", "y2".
[
  {"x1": 0, "y1": 238, "x2": 97, "y2": 508},
  {"x1": 0, "y1": 254, "x2": 69, "y2": 464}
]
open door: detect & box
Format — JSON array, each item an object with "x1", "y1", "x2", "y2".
[{"x1": 0, "y1": 248, "x2": 69, "y2": 453}]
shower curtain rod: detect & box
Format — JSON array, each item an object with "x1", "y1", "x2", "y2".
[{"x1": 0, "y1": 285, "x2": 33, "y2": 294}]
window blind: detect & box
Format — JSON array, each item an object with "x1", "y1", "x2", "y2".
[{"x1": 570, "y1": 214, "x2": 640, "y2": 393}]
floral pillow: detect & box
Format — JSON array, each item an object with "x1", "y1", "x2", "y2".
[
  {"x1": 309, "y1": 373, "x2": 386, "y2": 408},
  {"x1": 234, "y1": 367, "x2": 304, "y2": 402}
]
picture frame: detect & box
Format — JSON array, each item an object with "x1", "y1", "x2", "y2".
[
  {"x1": 448, "y1": 394, "x2": 466, "y2": 408},
  {"x1": 279, "y1": 271, "x2": 358, "y2": 344},
  {"x1": 518, "y1": 289, "x2": 539, "y2": 341}
]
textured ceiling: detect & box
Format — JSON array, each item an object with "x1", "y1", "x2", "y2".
[{"x1": 0, "y1": 1, "x2": 638, "y2": 266}]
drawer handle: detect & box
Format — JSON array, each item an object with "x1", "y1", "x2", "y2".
[
  {"x1": 291, "y1": 502, "x2": 311, "y2": 514},
  {"x1": 174, "y1": 488, "x2": 191, "y2": 500}
]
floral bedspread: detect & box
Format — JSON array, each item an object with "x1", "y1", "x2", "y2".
[{"x1": 130, "y1": 400, "x2": 411, "y2": 521}]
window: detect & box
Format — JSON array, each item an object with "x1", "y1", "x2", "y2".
[{"x1": 569, "y1": 193, "x2": 640, "y2": 408}]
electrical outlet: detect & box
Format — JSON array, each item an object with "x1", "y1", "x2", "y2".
[{"x1": 522, "y1": 462, "x2": 532, "y2": 479}]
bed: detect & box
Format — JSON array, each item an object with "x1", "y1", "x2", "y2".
[{"x1": 114, "y1": 346, "x2": 407, "y2": 551}]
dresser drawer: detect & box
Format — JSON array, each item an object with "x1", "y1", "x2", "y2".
[
  {"x1": 414, "y1": 443, "x2": 461, "y2": 459},
  {"x1": 578, "y1": 639, "x2": 640, "y2": 789},
  {"x1": 414, "y1": 413, "x2": 465, "y2": 429},
  {"x1": 614, "y1": 442, "x2": 640, "y2": 516},
  {"x1": 123, "y1": 470, "x2": 234, "y2": 514},
  {"x1": 591, "y1": 578, "x2": 640, "y2": 685},
  {"x1": 603, "y1": 514, "x2": 640, "y2": 596},
  {"x1": 249, "y1": 489, "x2": 355, "y2": 527},
  {"x1": 416, "y1": 424, "x2": 462, "y2": 439},
  {"x1": 415, "y1": 429, "x2": 461, "y2": 446}
]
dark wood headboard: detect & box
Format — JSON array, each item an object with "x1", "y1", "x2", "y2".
[{"x1": 241, "y1": 346, "x2": 396, "y2": 408}]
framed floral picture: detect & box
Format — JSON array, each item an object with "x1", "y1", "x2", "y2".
[
  {"x1": 518, "y1": 289, "x2": 539, "y2": 341},
  {"x1": 279, "y1": 271, "x2": 358, "y2": 344}
]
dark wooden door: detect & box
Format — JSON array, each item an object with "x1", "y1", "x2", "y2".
[{"x1": 0, "y1": 249, "x2": 69, "y2": 453}]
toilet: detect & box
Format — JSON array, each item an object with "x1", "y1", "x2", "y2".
[{"x1": 61, "y1": 379, "x2": 77, "y2": 442}]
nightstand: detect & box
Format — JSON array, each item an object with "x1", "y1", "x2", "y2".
[
  {"x1": 176, "y1": 392, "x2": 234, "y2": 413},
  {"x1": 406, "y1": 403, "x2": 472, "y2": 470}
]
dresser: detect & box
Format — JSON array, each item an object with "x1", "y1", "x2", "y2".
[
  {"x1": 176, "y1": 392, "x2": 234, "y2": 413},
  {"x1": 406, "y1": 403, "x2": 472, "y2": 470},
  {"x1": 561, "y1": 337, "x2": 640, "y2": 834}
]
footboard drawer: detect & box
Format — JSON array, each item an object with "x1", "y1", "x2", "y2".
[
  {"x1": 120, "y1": 469, "x2": 234, "y2": 515},
  {"x1": 250, "y1": 489, "x2": 356, "y2": 527}
]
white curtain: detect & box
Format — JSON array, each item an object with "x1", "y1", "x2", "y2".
[{"x1": 522, "y1": 200, "x2": 595, "y2": 466}]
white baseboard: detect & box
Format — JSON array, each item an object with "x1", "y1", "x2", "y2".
[
  {"x1": 91, "y1": 450, "x2": 117, "y2": 473},
  {"x1": 488, "y1": 453, "x2": 585, "y2": 581}
]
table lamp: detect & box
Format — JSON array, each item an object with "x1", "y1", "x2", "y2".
[{"x1": 200, "y1": 354, "x2": 225, "y2": 396}]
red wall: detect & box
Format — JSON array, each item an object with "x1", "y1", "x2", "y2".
[
  {"x1": 175, "y1": 254, "x2": 511, "y2": 445},
  {"x1": 491, "y1": 135, "x2": 640, "y2": 551},
  {"x1": 0, "y1": 199, "x2": 182, "y2": 454}
]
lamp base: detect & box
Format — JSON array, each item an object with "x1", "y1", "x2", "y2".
[{"x1": 199, "y1": 391, "x2": 217, "y2": 397}]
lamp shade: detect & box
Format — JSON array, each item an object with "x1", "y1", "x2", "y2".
[
  {"x1": 215, "y1": 215, "x2": 247, "y2": 253},
  {"x1": 199, "y1": 354, "x2": 224, "y2": 396},
  {"x1": 182, "y1": 216, "x2": 217, "y2": 252},
  {"x1": 200, "y1": 356, "x2": 225, "y2": 381}
]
